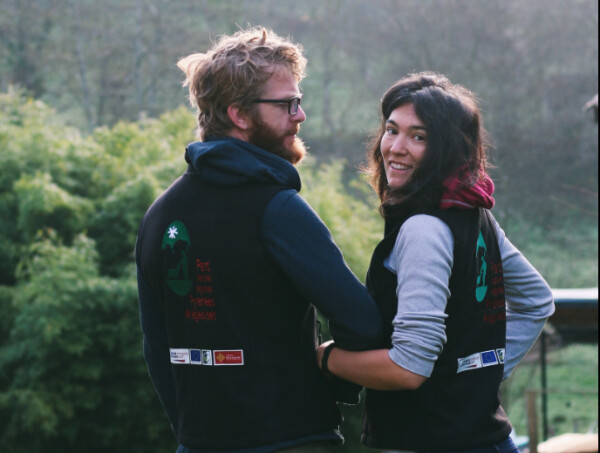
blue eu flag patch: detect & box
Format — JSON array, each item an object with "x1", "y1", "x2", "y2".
[
  {"x1": 481, "y1": 350, "x2": 498, "y2": 366},
  {"x1": 190, "y1": 349, "x2": 202, "y2": 363}
]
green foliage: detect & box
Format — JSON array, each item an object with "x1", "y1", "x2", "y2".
[
  {"x1": 300, "y1": 159, "x2": 382, "y2": 280},
  {"x1": 0, "y1": 286, "x2": 16, "y2": 356},
  {"x1": 0, "y1": 88, "x2": 89, "y2": 194},
  {"x1": 89, "y1": 175, "x2": 162, "y2": 276},
  {"x1": 88, "y1": 111, "x2": 191, "y2": 199},
  {"x1": 0, "y1": 90, "x2": 189, "y2": 452},
  {"x1": 0, "y1": 232, "x2": 174, "y2": 452},
  {"x1": 14, "y1": 171, "x2": 93, "y2": 243},
  {"x1": 501, "y1": 215, "x2": 598, "y2": 288},
  {"x1": 0, "y1": 87, "x2": 97, "y2": 284}
]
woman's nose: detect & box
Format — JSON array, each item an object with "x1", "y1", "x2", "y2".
[{"x1": 389, "y1": 136, "x2": 406, "y2": 153}]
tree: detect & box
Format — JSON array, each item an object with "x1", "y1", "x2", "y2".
[
  {"x1": 0, "y1": 90, "x2": 189, "y2": 452},
  {"x1": 0, "y1": 233, "x2": 175, "y2": 452}
]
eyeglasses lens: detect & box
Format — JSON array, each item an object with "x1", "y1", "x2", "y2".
[{"x1": 290, "y1": 98, "x2": 300, "y2": 115}]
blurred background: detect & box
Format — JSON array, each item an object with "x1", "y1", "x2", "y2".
[{"x1": 0, "y1": 0, "x2": 597, "y2": 452}]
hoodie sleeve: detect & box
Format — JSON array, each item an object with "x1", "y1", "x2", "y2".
[
  {"x1": 261, "y1": 189, "x2": 383, "y2": 350},
  {"x1": 386, "y1": 215, "x2": 452, "y2": 378},
  {"x1": 136, "y1": 265, "x2": 178, "y2": 433},
  {"x1": 491, "y1": 217, "x2": 555, "y2": 380}
]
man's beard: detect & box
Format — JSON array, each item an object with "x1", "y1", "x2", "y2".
[{"x1": 247, "y1": 114, "x2": 307, "y2": 165}]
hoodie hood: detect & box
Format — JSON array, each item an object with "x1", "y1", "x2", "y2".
[{"x1": 184, "y1": 136, "x2": 301, "y2": 191}]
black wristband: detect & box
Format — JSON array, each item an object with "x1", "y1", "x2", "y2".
[{"x1": 321, "y1": 342, "x2": 336, "y2": 377}]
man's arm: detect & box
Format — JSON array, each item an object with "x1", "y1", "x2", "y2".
[
  {"x1": 261, "y1": 190, "x2": 383, "y2": 350},
  {"x1": 137, "y1": 266, "x2": 178, "y2": 432}
]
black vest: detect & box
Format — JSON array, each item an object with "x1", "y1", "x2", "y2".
[
  {"x1": 362, "y1": 208, "x2": 512, "y2": 451},
  {"x1": 137, "y1": 167, "x2": 340, "y2": 449}
]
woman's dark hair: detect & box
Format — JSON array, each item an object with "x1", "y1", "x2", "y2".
[{"x1": 364, "y1": 72, "x2": 489, "y2": 215}]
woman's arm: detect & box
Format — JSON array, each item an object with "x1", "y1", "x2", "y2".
[
  {"x1": 317, "y1": 215, "x2": 454, "y2": 390},
  {"x1": 491, "y1": 216, "x2": 555, "y2": 379},
  {"x1": 317, "y1": 341, "x2": 426, "y2": 390}
]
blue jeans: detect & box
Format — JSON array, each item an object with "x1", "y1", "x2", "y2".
[{"x1": 418, "y1": 436, "x2": 520, "y2": 453}]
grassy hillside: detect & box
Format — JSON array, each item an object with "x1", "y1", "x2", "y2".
[{"x1": 502, "y1": 342, "x2": 598, "y2": 442}]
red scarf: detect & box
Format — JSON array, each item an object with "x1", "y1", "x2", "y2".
[{"x1": 439, "y1": 167, "x2": 495, "y2": 210}]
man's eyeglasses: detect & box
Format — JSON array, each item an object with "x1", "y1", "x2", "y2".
[{"x1": 252, "y1": 96, "x2": 302, "y2": 115}]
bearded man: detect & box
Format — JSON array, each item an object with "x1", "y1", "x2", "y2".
[{"x1": 135, "y1": 27, "x2": 383, "y2": 453}]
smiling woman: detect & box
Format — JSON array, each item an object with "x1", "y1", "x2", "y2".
[
  {"x1": 317, "y1": 71, "x2": 555, "y2": 453},
  {"x1": 380, "y1": 103, "x2": 427, "y2": 190},
  {"x1": 364, "y1": 72, "x2": 488, "y2": 213}
]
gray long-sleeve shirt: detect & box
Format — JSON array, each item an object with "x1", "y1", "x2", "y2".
[{"x1": 384, "y1": 213, "x2": 555, "y2": 380}]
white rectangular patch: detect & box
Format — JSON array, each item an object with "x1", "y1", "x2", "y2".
[
  {"x1": 457, "y1": 349, "x2": 505, "y2": 373},
  {"x1": 170, "y1": 348, "x2": 243, "y2": 366},
  {"x1": 457, "y1": 352, "x2": 482, "y2": 373},
  {"x1": 170, "y1": 348, "x2": 190, "y2": 364}
]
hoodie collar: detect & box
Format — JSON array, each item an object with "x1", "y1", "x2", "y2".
[{"x1": 184, "y1": 136, "x2": 301, "y2": 191}]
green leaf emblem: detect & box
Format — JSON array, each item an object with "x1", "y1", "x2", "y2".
[
  {"x1": 162, "y1": 221, "x2": 193, "y2": 295},
  {"x1": 475, "y1": 231, "x2": 488, "y2": 302}
]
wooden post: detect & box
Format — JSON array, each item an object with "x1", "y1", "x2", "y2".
[
  {"x1": 527, "y1": 390, "x2": 539, "y2": 453},
  {"x1": 541, "y1": 330, "x2": 549, "y2": 440}
]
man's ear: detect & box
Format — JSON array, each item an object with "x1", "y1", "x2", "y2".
[{"x1": 227, "y1": 105, "x2": 251, "y2": 131}]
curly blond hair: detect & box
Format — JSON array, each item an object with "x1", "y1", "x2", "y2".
[{"x1": 177, "y1": 27, "x2": 307, "y2": 140}]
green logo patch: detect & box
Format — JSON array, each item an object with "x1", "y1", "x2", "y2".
[
  {"x1": 162, "y1": 221, "x2": 193, "y2": 296},
  {"x1": 475, "y1": 230, "x2": 488, "y2": 302}
]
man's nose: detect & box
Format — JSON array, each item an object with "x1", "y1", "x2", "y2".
[{"x1": 292, "y1": 105, "x2": 306, "y2": 123}]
